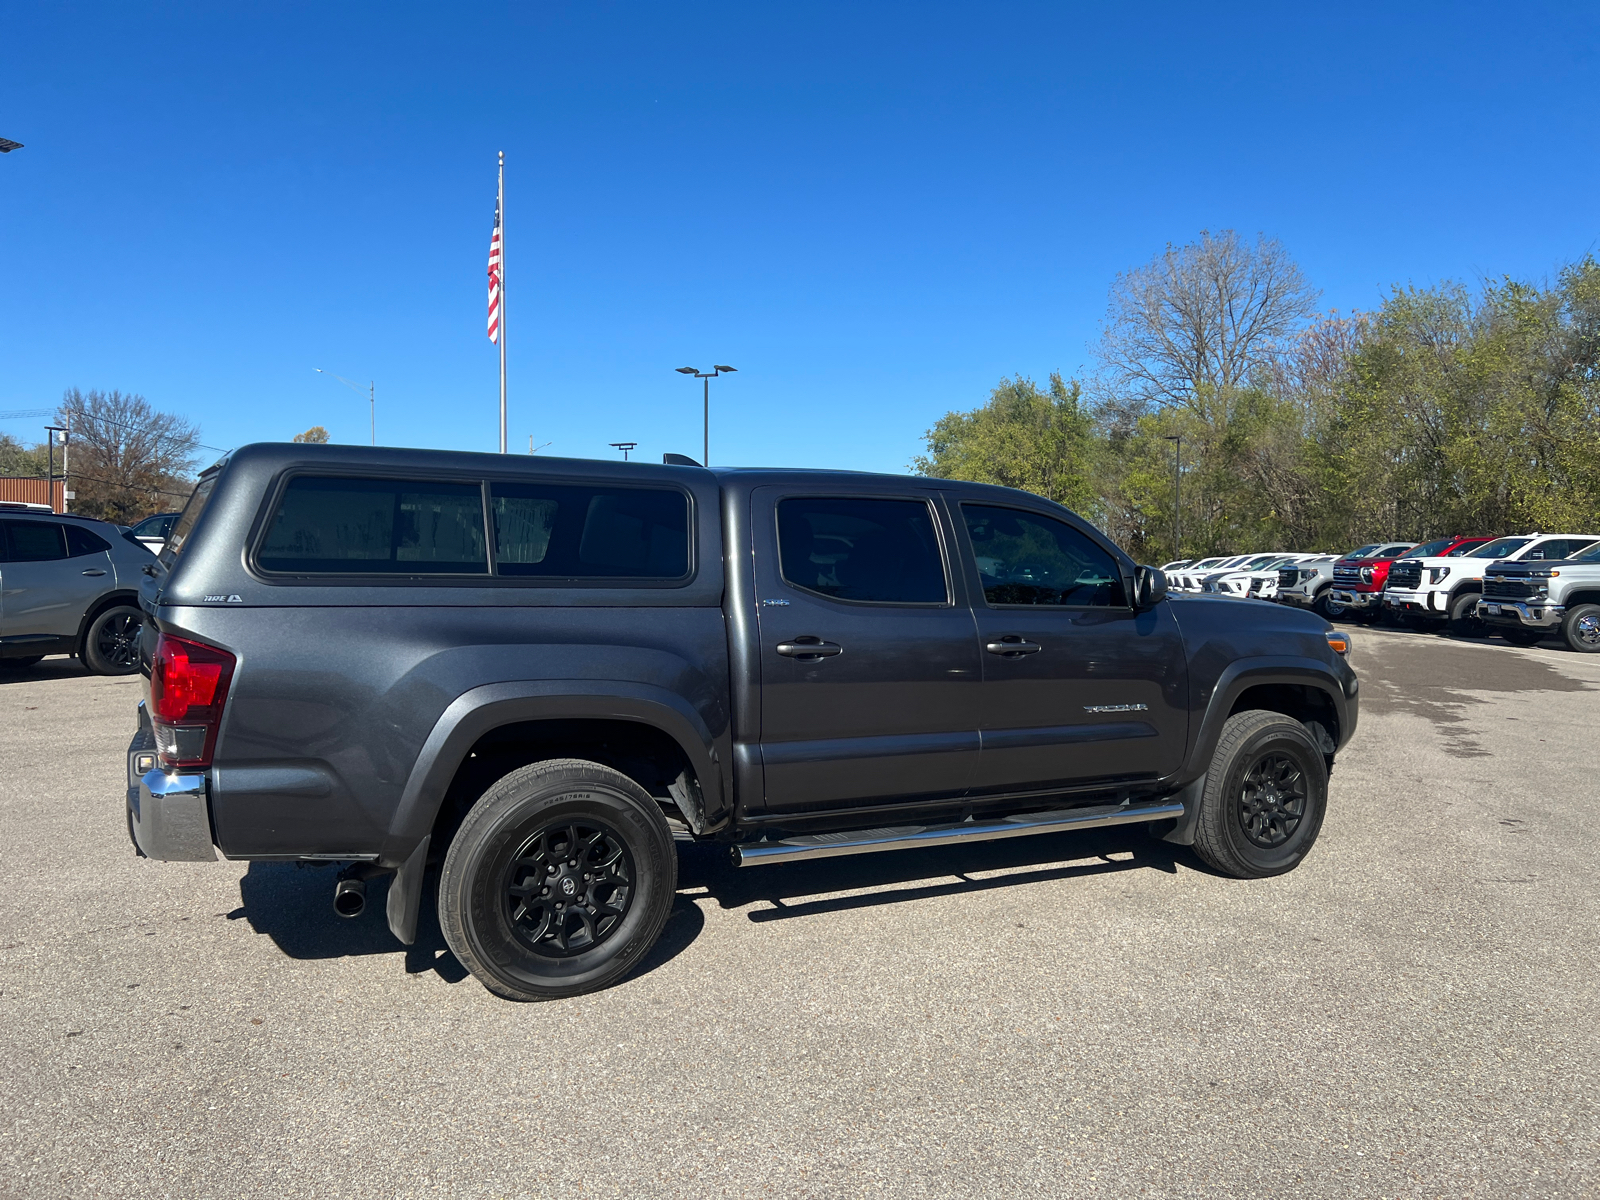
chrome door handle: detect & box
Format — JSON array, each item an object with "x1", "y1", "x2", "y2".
[
  {"x1": 985, "y1": 638, "x2": 1042, "y2": 656},
  {"x1": 82, "y1": 569, "x2": 107, "y2": 576},
  {"x1": 776, "y1": 638, "x2": 844, "y2": 660}
]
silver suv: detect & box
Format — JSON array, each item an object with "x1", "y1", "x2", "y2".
[{"x1": 0, "y1": 508, "x2": 163, "y2": 674}]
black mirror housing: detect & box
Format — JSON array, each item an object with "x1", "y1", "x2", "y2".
[{"x1": 1134, "y1": 565, "x2": 1168, "y2": 609}]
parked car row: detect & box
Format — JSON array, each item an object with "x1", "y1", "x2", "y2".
[{"x1": 1168, "y1": 530, "x2": 1600, "y2": 654}]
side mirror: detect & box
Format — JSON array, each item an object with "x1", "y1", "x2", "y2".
[{"x1": 1134, "y1": 565, "x2": 1168, "y2": 609}]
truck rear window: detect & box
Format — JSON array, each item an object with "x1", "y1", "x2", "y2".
[
  {"x1": 490, "y1": 482, "x2": 689, "y2": 580},
  {"x1": 258, "y1": 477, "x2": 488, "y2": 574}
]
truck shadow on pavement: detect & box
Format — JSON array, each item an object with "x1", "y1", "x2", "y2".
[
  {"x1": 678, "y1": 826, "x2": 1187, "y2": 922},
  {"x1": 234, "y1": 829, "x2": 1191, "y2": 989}
]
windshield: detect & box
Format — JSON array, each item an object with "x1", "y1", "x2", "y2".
[
  {"x1": 1377, "y1": 545, "x2": 1413, "y2": 558},
  {"x1": 1346, "y1": 544, "x2": 1378, "y2": 559},
  {"x1": 1575, "y1": 543, "x2": 1600, "y2": 563},
  {"x1": 1407, "y1": 538, "x2": 1453, "y2": 558},
  {"x1": 1468, "y1": 537, "x2": 1532, "y2": 560},
  {"x1": 1190, "y1": 558, "x2": 1221, "y2": 569}
]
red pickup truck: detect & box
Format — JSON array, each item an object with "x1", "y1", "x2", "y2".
[{"x1": 1326, "y1": 542, "x2": 1416, "y2": 619}]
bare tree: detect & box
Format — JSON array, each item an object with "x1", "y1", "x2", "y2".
[
  {"x1": 59, "y1": 388, "x2": 202, "y2": 522},
  {"x1": 1096, "y1": 230, "x2": 1320, "y2": 413}
]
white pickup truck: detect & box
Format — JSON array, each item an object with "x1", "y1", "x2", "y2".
[{"x1": 1383, "y1": 533, "x2": 1600, "y2": 633}]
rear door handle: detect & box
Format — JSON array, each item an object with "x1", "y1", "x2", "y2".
[
  {"x1": 985, "y1": 637, "x2": 1042, "y2": 656},
  {"x1": 776, "y1": 638, "x2": 844, "y2": 660},
  {"x1": 82, "y1": 569, "x2": 107, "y2": 577}
]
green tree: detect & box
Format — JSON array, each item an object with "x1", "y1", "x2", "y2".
[
  {"x1": 912, "y1": 373, "x2": 1097, "y2": 514},
  {"x1": 0, "y1": 433, "x2": 51, "y2": 477}
]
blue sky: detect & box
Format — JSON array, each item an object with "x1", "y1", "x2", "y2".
[{"x1": 2, "y1": 2, "x2": 1598, "y2": 474}]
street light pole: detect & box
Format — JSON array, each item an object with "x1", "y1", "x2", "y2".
[
  {"x1": 1163, "y1": 434, "x2": 1182, "y2": 559},
  {"x1": 674, "y1": 365, "x2": 737, "y2": 466}
]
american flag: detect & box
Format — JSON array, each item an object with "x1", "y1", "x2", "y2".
[{"x1": 486, "y1": 197, "x2": 503, "y2": 344}]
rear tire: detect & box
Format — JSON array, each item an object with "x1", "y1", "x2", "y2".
[
  {"x1": 438, "y1": 758, "x2": 677, "y2": 1002},
  {"x1": 1559, "y1": 603, "x2": 1600, "y2": 654},
  {"x1": 83, "y1": 605, "x2": 143, "y2": 675},
  {"x1": 1192, "y1": 710, "x2": 1328, "y2": 879},
  {"x1": 1446, "y1": 592, "x2": 1485, "y2": 638}
]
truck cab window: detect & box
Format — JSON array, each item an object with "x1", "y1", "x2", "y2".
[
  {"x1": 777, "y1": 497, "x2": 948, "y2": 604},
  {"x1": 962, "y1": 504, "x2": 1126, "y2": 607}
]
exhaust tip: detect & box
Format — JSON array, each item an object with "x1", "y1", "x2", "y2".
[{"x1": 333, "y1": 878, "x2": 366, "y2": 918}]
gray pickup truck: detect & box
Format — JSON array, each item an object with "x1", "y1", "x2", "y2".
[
  {"x1": 1479, "y1": 542, "x2": 1600, "y2": 651},
  {"x1": 127, "y1": 444, "x2": 1359, "y2": 1000}
]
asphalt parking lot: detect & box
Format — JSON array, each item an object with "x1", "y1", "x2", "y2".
[{"x1": 2, "y1": 626, "x2": 1597, "y2": 1199}]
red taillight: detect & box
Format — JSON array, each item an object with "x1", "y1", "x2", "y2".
[{"x1": 150, "y1": 633, "x2": 235, "y2": 768}]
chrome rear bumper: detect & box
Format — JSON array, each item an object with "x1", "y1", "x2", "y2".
[{"x1": 126, "y1": 702, "x2": 215, "y2": 861}]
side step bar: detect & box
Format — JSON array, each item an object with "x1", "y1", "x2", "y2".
[{"x1": 729, "y1": 800, "x2": 1186, "y2": 867}]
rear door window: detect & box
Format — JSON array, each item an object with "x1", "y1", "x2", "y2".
[
  {"x1": 490, "y1": 482, "x2": 690, "y2": 580},
  {"x1": 777, "y1": 496, "x2": 948, "y2": 604},
  {"x1": 258, "y1": 477, "x2": 488, "y2": 575},
  {"x1": 1, "y1": 520, "x2": 68, "y2": 562}
]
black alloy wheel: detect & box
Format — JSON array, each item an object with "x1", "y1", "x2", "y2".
[
  {"x1": 1237, "y1": 752, "x2": 1307, "y2": 849},
  {"x1": 503, "y1": 820, "x2": 635, "y2": 957},
  {"x1": 438, "y1": 758, "x2": 677, "y2": 1001},
  {"x1": 84, "y1": 605, "x2": 143, "y2": 675},
  {"x1": 1192, "y1": 709, "x2": 1328, "y2": 879}
]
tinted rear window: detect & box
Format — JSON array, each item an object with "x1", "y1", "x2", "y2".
[
  {"x1": 489, "y1": 482, "x2": 690, "y2": 579},
  {"x1": 779, "y1": 496, "x2": 948, "y2": 604},
  {"x1": 64, "y1": 525, "x2": 112, "y2": 556},
  {"x1": 258, "y1": 477, "x2": 488, "y2": 575}
]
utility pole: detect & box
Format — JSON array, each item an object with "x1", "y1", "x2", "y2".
[{"x1": 1163, "y1": 434, "x2": 1182, "y2": 559}]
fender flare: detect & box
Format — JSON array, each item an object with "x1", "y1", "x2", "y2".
[
  {"x1": 377, "y1": 680, "x2": 726, "y2": 947},
  {"x1": 1181, "y1": 656, "x2": 1356, "y2": 786},
  {"x1": 380, "y1": 679, "x2": 725, "y2": 864}
]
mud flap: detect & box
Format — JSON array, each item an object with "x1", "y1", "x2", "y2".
[{"x1": 385, "y1": 834, "x2": 431, "y2": 946}]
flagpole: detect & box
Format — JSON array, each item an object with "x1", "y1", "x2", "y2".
[{"x1": 498, "y1": 150, "x2": 507, "y2": 454}]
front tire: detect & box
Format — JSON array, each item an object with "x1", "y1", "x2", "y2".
[
  {"x1": 438, "y1": 758, "x2": 677, "y2": 1001},
  {"x1": 1192, "y1": 710, "x2": 1328, "y2": 879},
  {"x1": 1560, "y1": 603, "x2": 1600, "y2": 653},
  {"x1": 83, "y1": 605, "x2": 143, "y2": 675},
  {"x1": 1312, "y1": 588, "x2": 1342, "y2": 619},
  {"x1": 1446, "y1": 592, "x2": 1485, "y2": 638}
]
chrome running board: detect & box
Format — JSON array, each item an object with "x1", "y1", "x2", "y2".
[{"x1": 729, "y1": 800, "x2": 1186, "y2": 867}]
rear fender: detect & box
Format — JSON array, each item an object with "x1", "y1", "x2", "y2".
[{"x1": 379, "y1": 680, "x2": 727, "y2": 866}]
